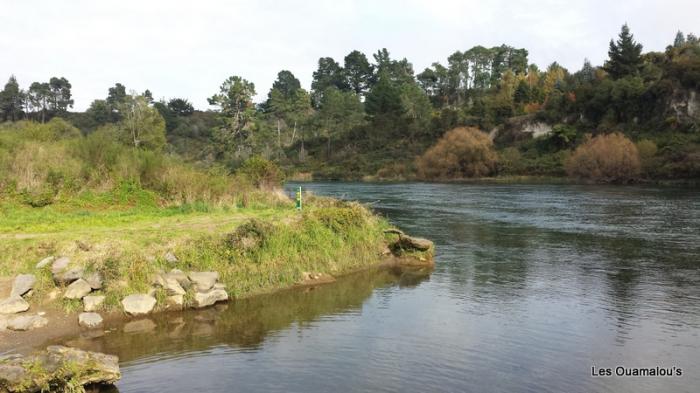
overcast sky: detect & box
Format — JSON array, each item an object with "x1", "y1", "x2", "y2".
[{"x1": 2, "y1": 0, "x2": 697, "y2": 111}]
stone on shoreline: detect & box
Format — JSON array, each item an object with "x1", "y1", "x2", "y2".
[
  {"x1": 84, "y1": 271, "x2": 103, "y2": 290},
  {"x1": 10, "y1": 274, "x2": 36, "y2": 298},
  {"x1": 164, "y1": 251, "x2": 178, "y2": 263},
  {"x1": 0, "y1": 346, "x2": 120, "y2": 391},
  {"x1": 166, "y1": 294, "x2": 184, "y2": 310},
  {"x1": 393, "y1": 235, "x2": 434, "y2": 252},
  {"x1": 0, "y1": 296, "x2": 30, "y2": 314},
  {"x1": 6, "y1": 314, "x2": 48, "y2": 331},
  {"x1": 54, "y1": 267, "x2": 84, "y2": 286},
  {"x1": 193, "y1": 288, "x2": 228, "y2": 308},
  {"x1": 78, "y1": 312, "x2": 103, "y2": 329},
  {"x1": 36, "y1": 256, "x2": 55, "y2": 269},
  {"x1": 83, "y1": 295, "x2": 106, "y2": 312},
  {"x1": 0, "y1": 315, "x2": 7, "y2": 331},
  {"x1": 188, "y1": 271, "x2": 219, "y2": 292},
  {"x1": 64, "y1": 279, "x2": 92, "y2": 300},
  {"x1": 168, "y1": 269, "x2": 191, "y2": 289},
  {"x1": 121, "y1": 294, "x2": 157, "y2": 316},
  {"x1": 50, "y1": 256, "x2": 71, "y2": 275}
]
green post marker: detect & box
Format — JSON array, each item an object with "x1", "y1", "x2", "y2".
[{"x1": 295, "y1": 186, "x2": 302, "y2": 210}]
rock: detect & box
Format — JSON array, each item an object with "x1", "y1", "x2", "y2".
[
  {"x1": 121, "y1": 294, "x2": 156, "y2": 316},
  {"x1": 164, "y1": 251, "x2": 178, "y2": 263},
  {"x1": 6, "y1": 314, "x2": 48, "y2": 331},
  {"x1": 213, "y1": 282, "x2": 226, "y2": 290},
  {"x1": 83, "y1": 271, "x2": 103, "y2": 290},
  {"x1": 166, "y1": 295, "x2": 184, "y2": 310},
  {"x1": 0, "y1": 296, "x2": 30, "y2": 314},
  {"x1": 0, "y1": 315, "x2": 7, "y2": 331},
  {"x1": 188, "y1": 271, "x2": 219, "y2": 292},
  {"x1": 78, "y1": 312, "x2": 103, "y2": 329},
  {"x1": 193, "y1": 288, "x2": 228, "y2": 308},
  {"x1": 83, "y1": 295, "x2": 105, "y2": 312},
  {"x1": 64, "y1": 279, "x2": 92, "y2": 300},
  {"x1": 168, "y1": 269, "x2": 191, "y2": 289},
  {"x1": 36, "y1": 256, "x2": 55, "y2": 269},
  {"x1": 0, "y1": 345, "x2": 120, "y2": 391},
  {"x1": 163, "y1": 276, "x2": 185, "y2": 295},
  {"x1": 54, "y1": 267, "x2": 84, "y2": 285},
  {"x1": 50, "y1": 256, "x2": 71, "y2": 275},
  {"x1": 396, "y1": 235, "x2": 434, "y2": 252},
  {"x1": 383, "y1": 228, "x2": 405, "y2": 236},
  {"x1": 10, "y1": 274, "x2": 36, "y2": 297},
  {"x1": 123, "y1": 318, "x2": 156, "y2": 333}
]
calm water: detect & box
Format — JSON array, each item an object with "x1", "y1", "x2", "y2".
[{"x1": 63, "y1": 183, "x2": 700, "y2": 392}]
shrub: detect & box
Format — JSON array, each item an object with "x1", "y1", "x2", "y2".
[
  {"x1": 225, "y1": 219, "x2": 274, "y2": 252},
  {"x1": 304, "y1": 202, "x2": 371, "y2": 233},
  {"x1": 236, "y1": 156, "x2": 283, "y2": 188},
  {"x1": 565, "y1": 132, "x2": 641, "y2": 183},
  {"x1": 415, "y1": 127, "x2": 498, "y2": 179}
]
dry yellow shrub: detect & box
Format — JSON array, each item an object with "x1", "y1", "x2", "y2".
[
  {"x1": 416, "y1": 127, "x2": 498, "y2": 179},
  {"x1": 565, "y1": 132, "x2": 641, "y2": 183}
]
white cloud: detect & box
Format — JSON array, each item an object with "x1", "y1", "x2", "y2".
[{"x1": 1, "y1": 0, "x2": 697, "y2": 110}]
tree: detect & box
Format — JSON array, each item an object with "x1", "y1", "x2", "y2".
[
  {"x1": 270, "y1": 70, "x2": 301, "y2": 100},
  {"x1": 118, "y1": 94, "x2": 166, "y2": 150},
  {"x1": 565, "y1": 133, "x2": 640, "y2": 183},
  {"x1": 167, "y1": 98, "x2": 194, "y2": 116},
  {"x1": 48, "y1": 77, "x2": 73, "y2": 114},
  {"x1": 107, "y1": 83, "x2": 127, "y2": 107},
  {"x1": 208, "y1": 75, "x2": 256, "y2": 143},
  {"x1": 344, "y1": 50, "x2": 373, "y2": 96},
  {"x1": 85, "y1": 99, "x2": 112, "y2": 127},
  {"x1": 26, "y1": 82, "x2": 50, "y2": 123},
  {"x1": 416, "y1": 127, "x2": 498, "y2": 179},
  {"x1": 674, "y1": 31, "x2": 686, "y2": 48},
  {"x1": 316, "y1": 87, "x2": 364, "y2": 157},
  {"x1": 605, "y1": 24, "x2": 643, "y2": 79},
  {"x1": 364, "y1": 71, "x2": 403, "y2": 117},
  {"x1": 0, "y1": 75, "x2": 24, "y2": 121},
  {"x1": 311, "y1": 57, "x2": 346, "y2": 107}
]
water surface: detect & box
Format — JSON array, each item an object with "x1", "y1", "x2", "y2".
[{"x1": 61, "y1": 183, "x2": 700, "y2": 392}]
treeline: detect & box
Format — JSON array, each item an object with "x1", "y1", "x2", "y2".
[{"x1": 2, "y1": 24, "x2": 699, "y2": 181}]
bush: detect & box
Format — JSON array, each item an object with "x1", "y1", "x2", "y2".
[
  {"x1": 304, "y1": 203, "x2": 370, "y2": 233},
  {"x1": 415, "y1": 127, "x2": 498, "y2": 179},
  {"x1": 565, "y1": 132, "x2": 641, "y2": 183},
  {"x1": 236, "y1": 156, "x2": 283, "y2": 188}
]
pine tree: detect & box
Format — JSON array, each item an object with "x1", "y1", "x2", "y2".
[
  {"x1": 674, "y1": 31, "x2": 686, "y2": 47},
  {"x1": 604, "y1": 24, "x2": 643, "y2": 79}
]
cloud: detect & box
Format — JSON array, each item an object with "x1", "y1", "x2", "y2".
[{"x1": 1, "y1": 0, "x2": 697, "y2": 111}]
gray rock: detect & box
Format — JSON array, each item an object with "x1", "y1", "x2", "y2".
[
  {"x1": 168, "y1": 269, "x2": 191, "y2": 288},
  {"x1": 188, "y1": 271, "x2": 219, "y2": 292},
  {"x1": 166, "y1": 295, "x2": 184, "y2": 310},
  {"x1": 51, "y1": 256, "x2": 70, "y2": 275},
  {"x1": 163, "y1": 276, "x2": 185, "y2": 295},
  {"x1": 396, "y1": 235, "x2": 434, "y2": 252},
  {"x1": 54, "y1": 267, "x2": 84, "y2": 285},
  {"x1": 0, "y1": 315, "x2": 7, "y2": 330},
  {"x1": 213, "y1": 282, "x2": 226, "y2": 290},
  {"x1": 83, "y1": 271, "x2": 103, "y2": 290},
  {"x1": 121, "y1": 294, "x2": 157, "y2": 316},
  {"x1": 36, "y1": 256, "x2": 55, "y2": 269},
  {"x1": 0, "y1": 296, "x2": 30, "y2": 314},
  {"x1": 64, "y1": 279, "x2": 92, "y2": 300},
  {"x1": 78, "y1": 312, "x2": 103, "y2": 329},
  {"x1": 10, "y1": 274, "x2": 36, "y2": 297},
  {"x1": 83, "y1": 295, "x2": 105, "y2": 312},
  {"x1": 164, "y1": 251, "x2": 178, "y2": 263},
  {"x1": 0, "y1": 346, "x2": 120, "y2": 391},
  {"x1": 6, "y1": 314, "x2": 48, "y2": 331},
  {"x1": 193, "y1": 288, "x2": 228, "y2": 308}
]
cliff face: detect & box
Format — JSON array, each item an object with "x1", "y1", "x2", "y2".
[
  {"x1": 668, "y1": 89, "x2": 700, "y2": 124},
  {"x1": 490, "y1": 115, "x2": 553, "y2": 145}
]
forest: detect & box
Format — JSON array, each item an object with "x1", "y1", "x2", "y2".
[{"x1": 1, "y1": 24, "x2": 699, "y2": 183}]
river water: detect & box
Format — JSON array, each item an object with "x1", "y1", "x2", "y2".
[{"x1": 63, "y1": 182, "x2": 700, "y2": 392}]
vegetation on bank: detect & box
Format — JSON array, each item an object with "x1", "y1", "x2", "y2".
[
  {"x1": 0, "y1": 120, "x2": 394, "y2": 314},
  {"x1": 1, "y1": 25, "x2": 698, "y2": 183}
]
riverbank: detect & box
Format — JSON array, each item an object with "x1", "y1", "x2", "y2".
[{"x1": 0, "y1": 191, "x2": 433, "y2": 354}]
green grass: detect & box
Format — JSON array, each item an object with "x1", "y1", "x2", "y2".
[{"x1": 0, "y1": 193, "x2": 392, "y2": 313}]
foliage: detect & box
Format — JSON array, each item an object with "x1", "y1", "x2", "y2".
[
  {"x1": 236, "y1": 156, "x2": 284, "y2": 188},
  {"x1": 416, "y1": 127, "x2": 498, "y2": 179},
  {"x1": 565, "y1": 132, "x2": 641, "y2": 183}
]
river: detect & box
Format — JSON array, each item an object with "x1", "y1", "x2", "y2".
[{"x1": 62, "y1": 182, "x2": 700, "y2": 392}]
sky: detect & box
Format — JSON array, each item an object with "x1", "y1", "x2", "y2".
[{"x1": 1, "y1": 0, "x2": 698, "y2": 111}]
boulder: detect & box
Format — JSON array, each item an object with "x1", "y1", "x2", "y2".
[
  {"x1": 64, "y1": 279, "x2": 92, "y2": 300},
  {"x1": 83, "y1": 295, "x2": 105, "y2": 312},
  {"x1": 0, "y1": 346, "x2": 120, "y2": 391},
  {"x1": 396, "y1": 235, "x2": 433, "y2": 252},
  {"x1": 193, "y1": 288, "x2": 228, "y2": 308},
  {"x1": 166, "y1": 295, "x2": 184, "y2": 310},
  {"x1": 0, "y1": 296, "x2": 30, "y2": 314},
  {"x1": 36, "y1": 256, "x2": 55, "y2": 269},
  {"x1": 164, "y1": 251, "x2": 178, "y2": 263},
  {"x1": 121, "y1": 294, "x2": 156, "y2": 316},
  {"x1": 54, "y1": 267, "x2": 84, "y2": 286},
  {"x1": 163, "y1": 276, "x2": 185, "y2": 295},
  {"x1": 6, "y1": 314, "x2": 48, "y2": 331},
  {"x1": 168, "y1": 269, "x2": 191, "y2": 289},
  {"x1": 188, "y1": 271, "x2": 219, "y2": 292},
  {"x1": 78, "y1": 312, "x2": 103, "y2": 329},
  {"x1": 50, "y1": 256, "x2": 70, "y2": 275},
  {"x1": 83, "y1": 271, "x2": 103, "y2": 290},
  {"x1": 10, "y1": 274, "x2": 36, "y2": 297},
  {"x1": 0, "y1": 315, "x2": 7, "y2": 331}
]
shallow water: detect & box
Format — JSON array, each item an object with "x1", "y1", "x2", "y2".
[{"x1": 62, "y1": 183, "x2": 700, "y2": 392}]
